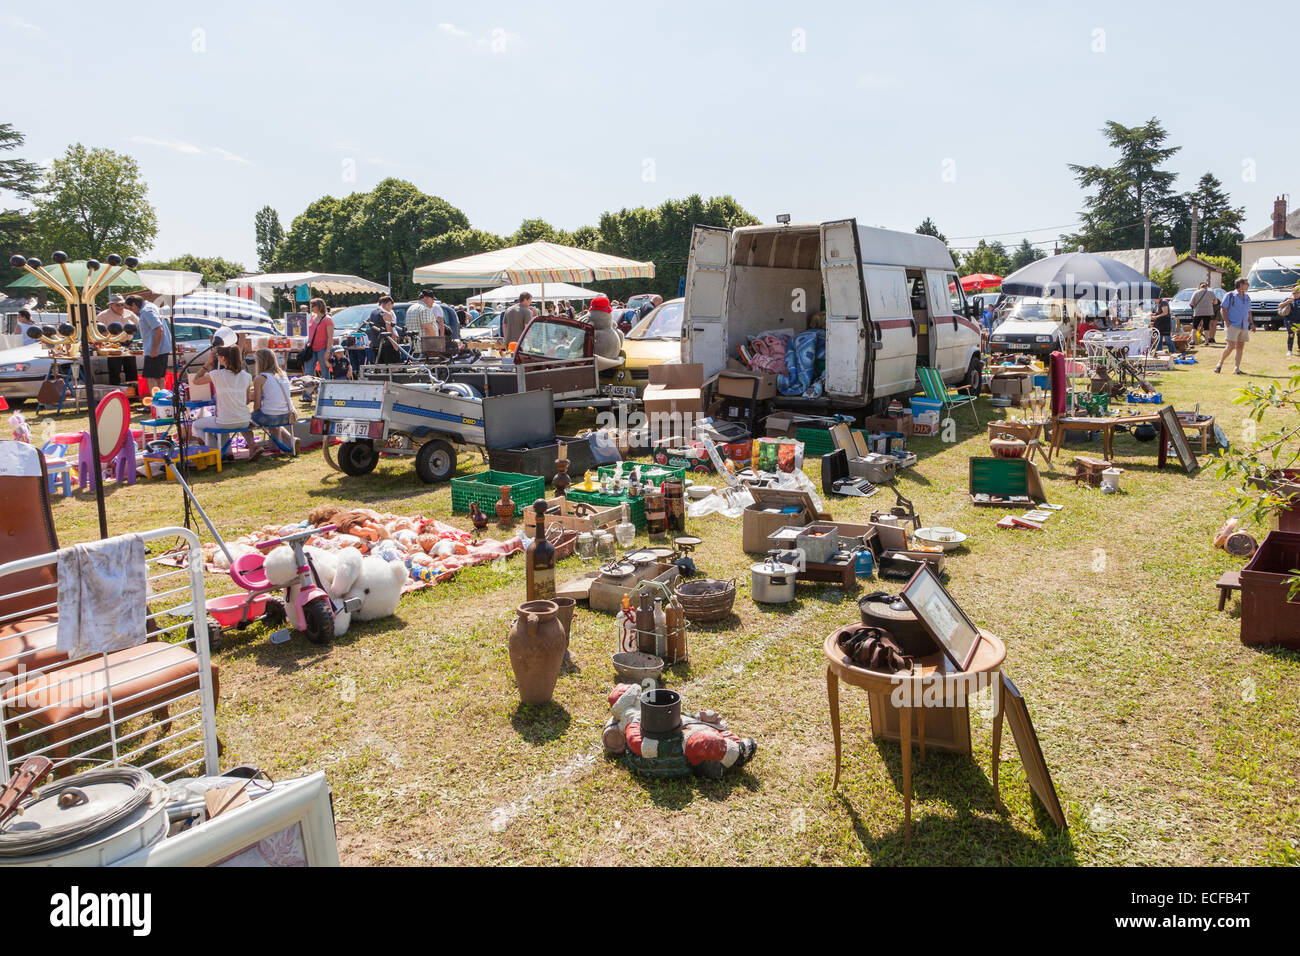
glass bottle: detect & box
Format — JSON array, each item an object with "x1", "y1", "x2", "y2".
[{"x1": 525, "y1": 499, "x2": 556, "y2": 601}]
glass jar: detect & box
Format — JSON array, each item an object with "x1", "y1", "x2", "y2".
[
  {"x1": 596, "y1": 532, "x2": 617, "y2": 562},
  {"x1": 576, "y1": 531, "x2": 597, "y2": 562}
]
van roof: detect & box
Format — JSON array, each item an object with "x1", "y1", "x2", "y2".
[
  {"x1": 730, "y1": 221, "x2": 956, "y2": 272},
  {"x1": 1254, "y1": 256, "x2": 1300, "y2": 268}
]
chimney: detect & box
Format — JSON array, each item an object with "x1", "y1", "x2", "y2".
[{"x1": 1273, "y1": 195, "x2": 1289, "y2": 239}]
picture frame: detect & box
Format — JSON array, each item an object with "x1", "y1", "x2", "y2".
[
  {"x1": 284, "y1": 312, "x2": 308, "y2": 337},
  {"x1": 1158, "y1": 404, "x2": 1198, "y2": 475},
  {"x1": 119, "y1": 772, "x2": 339, "y2": 867},
  {"x1": 899, "y1": 563, "x2": 982, "y2": 670},
  {"x1": 1001, "y1": 674, "x2": 1067, "y2": 829}
]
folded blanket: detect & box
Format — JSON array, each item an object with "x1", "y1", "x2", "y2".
[{"x1": 56, "y1": 533, "x2": 148, "y2": 659}]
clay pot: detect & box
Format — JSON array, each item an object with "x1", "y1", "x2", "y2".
[
  {"x1": 551, "y1": 597, "x2": 576, "y2": 643},
  {"x1": 508, "y1": 600, "x2": 567, "y2": 704},
  {"x1": 495, "y1": 485, "x2": 515, "y2": 523},
  {"x1": 470, "y1": 501, "x2": 489, "y2": 530}
]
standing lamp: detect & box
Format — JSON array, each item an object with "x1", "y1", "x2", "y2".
[{"x1": 9, "y1": 251, "x2": 138, "y2": 539}]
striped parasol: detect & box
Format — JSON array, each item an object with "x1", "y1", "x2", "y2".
[
  {"x1": 413, "y1": 241, "x2": 654, "y2": 287},
  {"x1": 170, "y1": 290, "x2": 272, "y2": 324}
]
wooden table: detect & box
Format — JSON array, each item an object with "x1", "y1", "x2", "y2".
[
  {"x1": 825, "y1": 629, "x2": 1007, "y2": 845},
  {"x1": 1049, "y1": 413, "x2": 1161, "y2": 462},
  {"x1": 1178, "y1": 415, "x2": 1216, "y2": 454}
]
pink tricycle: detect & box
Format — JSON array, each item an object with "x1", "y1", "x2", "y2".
[{"x1": 228, "y1": 525, "x2": 359, "y2": 645}]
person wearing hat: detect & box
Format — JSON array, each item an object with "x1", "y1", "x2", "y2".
[
  {"x1": 408, "y1": 288, "x2": 445, "y2": 356},
  {"x1": 95, "y1": 293, "x2": 139, "y2": 386},
  {"x1": 328, "y1": 345, "x2": 353, "y2": 380}
]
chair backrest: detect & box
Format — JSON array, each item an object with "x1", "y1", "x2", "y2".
[
  {"x1": 0, "y1": 441, "x2": 57, "y2": 623},
  {"x1": 918, "y1": 366, "x2": 944, "y2": 402}
]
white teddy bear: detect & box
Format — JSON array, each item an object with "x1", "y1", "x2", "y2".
[{"x1": 261, "y1": 545, "x2": 404, "y2": 637}]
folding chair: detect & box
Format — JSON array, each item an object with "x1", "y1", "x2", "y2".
[{"x1": 918, "y1": 365, "x2": 979, "y2": 425}]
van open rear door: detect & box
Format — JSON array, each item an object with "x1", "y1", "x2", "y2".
[
  {"x1": 820, "y1": 219, "x2": 869, "y2": 398},
  {"x1": 681, "y1": 225, "x2": 731, "y2": 378}
]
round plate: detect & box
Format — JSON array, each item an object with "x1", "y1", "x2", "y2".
[
  {"x1": 913, "y1": 527, "x2": 968, "y2": 551},
  {"x1": 94, "y1": 391, "x2": 131, "y2": 463}
]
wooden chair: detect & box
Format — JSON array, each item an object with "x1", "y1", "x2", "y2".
[{"x1": 918, "y1": 365, "x2": 979, "y2": 425}]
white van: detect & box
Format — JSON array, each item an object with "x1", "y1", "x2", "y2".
[
  {"x1": 681, "y1": 220, "x2": 983, "y2": 413},
  {"x1": 1244, "y1": 256, "x2": 1300, "y2": 329}
]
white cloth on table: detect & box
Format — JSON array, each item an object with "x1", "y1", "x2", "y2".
[{"x1": 55, "y1": 532, "x2": 148, "y2": 659}]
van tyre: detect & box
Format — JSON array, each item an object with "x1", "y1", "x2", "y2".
[
  {"x1": 415, "y1": 439, "x2": 456, "y2": 483},
  {"x1": 964, "y1": 356, "x2": 983, "y2": 395},
  {"x1": 338, "y1": 439, "x2": 378, "y2": 476}
]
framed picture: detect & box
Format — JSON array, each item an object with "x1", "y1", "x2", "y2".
[
  {"x1": 1158, "y1": 405, "x2": 1198, "y2": 475},
  {"x1": 120, "y1": 772, "x2": 339, "y2": 867},
  {"x1": 900, "y1": 563, "x2": 982, "y2": 670},
  {"x1": 284, "y1": 312, "x2": 308, "y2": 337},
  {"x1": 1001, "y1": 674, "x2": 1067, "y2": 829}
]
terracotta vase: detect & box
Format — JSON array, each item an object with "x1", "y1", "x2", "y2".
[
  {"x1": 470, "y1": 501, "x2": 489, "y2": 530},
  {"x1": 551, "y1": 597, "x2": 576, "y2": 644},
  {"x1": 508, "y1": 600, "x2": 567, "y2": 704},
  {"x1": 495, "y1": 485, "x2": 515, "y2": 523}
]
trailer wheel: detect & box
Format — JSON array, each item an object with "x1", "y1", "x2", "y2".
[
  {"x1": 415, "y1": 439, "x2": 456, "y2": 483},
  {"x1": 338, "y1": 440, "x2": 378, "y2": 476}
]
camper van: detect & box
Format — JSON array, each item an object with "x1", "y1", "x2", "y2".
[
  {"x1": 1244, "y1": 256, "x2": 1300, "y2": 330},
  {"x1": 681, "y1": 220, "x2": 982, "y2": 414}
]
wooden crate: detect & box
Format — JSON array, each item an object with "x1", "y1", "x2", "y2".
[{"x1": 523, "y1": 496, "x2": 623, "y2": 536}]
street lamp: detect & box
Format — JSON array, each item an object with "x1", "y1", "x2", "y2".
[{"x1": 9, "y1": 250, "x2": 138, "y2": 539}]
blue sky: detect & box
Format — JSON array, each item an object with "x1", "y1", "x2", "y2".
[{"x1": 3, "y1": 0, "x2": 1290, "y2": 269}]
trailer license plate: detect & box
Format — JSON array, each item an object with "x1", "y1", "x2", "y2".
[
  {"x1": 606, "y1": 385, "x2": 637, "y2": 398},
  {"x1": 334, "y1": 419, "x2": 371, "y2": 439}
]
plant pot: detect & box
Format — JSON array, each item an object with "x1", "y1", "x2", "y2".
[
  {"x1": 507, "y1": 600, "x2": 567, "y2": 704},
  {"x1": 639, "y1": 688, "x2": 682, "y2": 737}
]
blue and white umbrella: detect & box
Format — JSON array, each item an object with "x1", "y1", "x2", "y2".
[{"x1": 169, "y1": 291, "x2": 276, "y2": 334}]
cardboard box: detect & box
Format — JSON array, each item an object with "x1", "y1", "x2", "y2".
[
  {"x1": 765, "y1": 413, "x2": 798, "y2": 438},
  {"x1": 643, "y1": 362, "x2": 705, "y2": 419},
  {"x1": 717, "y1": 369, "x2": 777, "y2": 401},
  {"x1": 743, "y1": 486, "x2": 830, "y2": 554},
  {"x1": 862, "y1": 413, "x2": 913, "y2": 437},
  {"x1": 991, "y1": 370, "x2": 1032, "y2": 400}
]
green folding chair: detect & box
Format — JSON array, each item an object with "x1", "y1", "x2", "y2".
[{"x1": 918, "y1": 365, "x2": 979, "y2": 425}]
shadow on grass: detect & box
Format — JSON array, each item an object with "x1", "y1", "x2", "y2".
[
  {"x1": 510, "y1": 701, "x2": 571, "y2": 744},
  {"x1": 621, "y1": 759, "x2": 761, "y2": 810}
]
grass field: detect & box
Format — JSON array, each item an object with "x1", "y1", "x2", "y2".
[{"x1": 26, "y1": 335, "x2": 1300, "y2": 866}]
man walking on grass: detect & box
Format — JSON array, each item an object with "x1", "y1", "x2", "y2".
[{"x1": 1215, "y1": 278, "x2": 1254, "y2": 375}]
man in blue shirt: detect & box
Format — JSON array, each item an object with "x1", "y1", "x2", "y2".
[
  {"x1": 1215, "y1": 278, "x2": 1254, "y2": 375},
  {"x1": 125, "y1": 295, "x2": 172, "y2": 392}
]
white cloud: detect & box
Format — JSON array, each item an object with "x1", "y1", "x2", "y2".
[
  {"x1": 129, "y1": 136, "x2": 254, "y2": 166},
  {"x1": 437, "y1": 22, "x2": 469, "y2": 38},
  {"x1": 5, "y1": 16, "x2": 43, "y2": 35}
]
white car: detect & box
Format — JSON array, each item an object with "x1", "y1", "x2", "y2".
[
  {"x1": 1244, "y1": 257, "x2": 1300, "y2": 329},
  {"x1": 988, "y1": 298, "x2": 1070, "y2": 360}
]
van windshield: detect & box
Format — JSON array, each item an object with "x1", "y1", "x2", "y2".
[{"x1": 1248, "y1": 267, "x2": 1300, "y2": 292}]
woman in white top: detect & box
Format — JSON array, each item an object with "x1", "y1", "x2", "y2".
[
  {"x1": 250, "y1": 348, "x2": 295, "y2": 453},
  {"x1": 191, "y1": 344, "x2": 260, "y2": 461}
]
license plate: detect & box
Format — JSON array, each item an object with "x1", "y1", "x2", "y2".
[
  {"x1": 606, "y1": 385, "x2": 638, "y2": 398},
  {"x1": 1007, "y1": 343, "x2": 1030, "y2": 350},
  {"x1": 333, "y1": 419, "x2": 372, "y2": 439}
]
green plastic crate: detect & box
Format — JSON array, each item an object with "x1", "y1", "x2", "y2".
[
  {"x1": 598, "y1": 462, "x2": 687, "y2": 486},
  {"x1": 450, "y1": 470, "x2": 545, "y2": 518},
  {"x1": 795, "y1": 427, "x2": 835, "y2": 457},
  {"x1": 566, "y1": 489, "x2": 646, "y2": 530}
]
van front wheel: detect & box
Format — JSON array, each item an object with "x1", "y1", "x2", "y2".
[{"x1": 963, "y1": 356, "x2": 983, "y2": 395}]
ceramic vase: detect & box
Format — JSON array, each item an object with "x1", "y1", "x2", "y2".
[
  {"x1": 508, "y1": 600, "x2": 567, "y2": 704},
  {"x1": 470, "y1": 501, "x2": 489, "y2": 530},
  {"x1": 553, "y1": 452, "x2": 571, "y2": 496},
  {"x1": 495, "y1": 485, "x2": 515, "y2": 523}
]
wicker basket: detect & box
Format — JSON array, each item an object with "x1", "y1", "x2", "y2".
[{"x1": 674, "y1": 578, "x2": 737, "y2": 622}]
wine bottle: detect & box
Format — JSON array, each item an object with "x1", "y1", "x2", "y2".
[{"x1": 526, "y1": 498, "x2": 556, "y2": 601}]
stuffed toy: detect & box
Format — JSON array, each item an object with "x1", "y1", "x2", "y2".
[
  {"x1": 586, "y1": 296, "x2": 624, "y2": 371},
  {"x1": 261, "y1": 545, "x2": 403, "y2": 636},
  {"x1": 601, "y1": 683, "x2": 756, "y2": 779}
]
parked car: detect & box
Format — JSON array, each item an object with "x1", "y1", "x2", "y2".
[
  {"x1": 604, "y1": 297, "x2": 684, "y2": 390},
  {"x1": 0, "y1": 342, "x2": 49, "y2": 405},
  {"x1": 460, "y1": 310, "x2": 503, "y2": 342},
  {"x1": 988, "y1": 297, "x2": 1070, "y2": 360},
  {"x1": 1168, "y1": 287, "x2": 1227, "y2": 325},
  {"x1": 625, "y1": 293, "x2": 657, "y2": 313},
  {"x1": 1244, "y1": 257, "x2": 1300, "y2": 329}
]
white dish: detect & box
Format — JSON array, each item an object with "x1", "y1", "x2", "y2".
[{"x1": 913, "y1": 527, "x2": 968, "y2": 551}]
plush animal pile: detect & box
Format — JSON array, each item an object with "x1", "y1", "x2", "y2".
[{"x1": 601, "y1": 683, "x2": 757, "y2": 779}]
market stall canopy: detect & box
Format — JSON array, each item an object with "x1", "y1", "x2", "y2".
[
  {"x1": 471, "y1": 282, "x2": 602, "y2": 304},
  {"x1": 167, "y1": 290, "x2": 275, "y2": 330},
  {"x1": 1000, "y1": 253, "x2": 1161, "y2": 300},
  {"x1": 960, "y1": 273, "x2": 1002, "y2": 292},
  {"x1": 224, "y1": 271, "x2": 390, "y2": 296},
  {"x1": 8, "y1": 259, "x2": 143, "y2": 291},
  {"x1": 413, "y1": 241, "x2": 654, "y2": 287}
]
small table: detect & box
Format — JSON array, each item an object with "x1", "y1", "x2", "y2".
[
  {"x1": 1178, "y1": 415, "x2": 1216, "y2": 454},
  {"x1": 825, "y1": 629, "x2": 1007, "y2": 845},
  {"x1": 142, "y1": 446, "x2": 221, "y2": 481},
  {"x1": 1049, "y1": 413, "x2": 1161, "y2": 462}
]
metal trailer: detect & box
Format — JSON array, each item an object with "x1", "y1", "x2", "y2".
[{"x1": 312, "y1": 377, "x2": 487, "y2": 482}]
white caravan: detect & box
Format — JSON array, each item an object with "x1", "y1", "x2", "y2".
[{"x1": 681, "y1": 220, "x2": 983, "y2": 413}]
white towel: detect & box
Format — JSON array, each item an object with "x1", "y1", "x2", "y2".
[{"x1": 56, "y1": 533, "x2": 148, "y2": 659}]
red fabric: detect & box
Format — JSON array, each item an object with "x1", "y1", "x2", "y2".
[
  {"x1": 625, "y1": 720, "x2": 644, "y2": 756},
  {"x1": 684, "y1": 728, "x2": 728, "y2": 765},
  {"x1": 1050, "y1": 350, "x2": 1067, "y2": 416},
  {"x1": 589, "y1": 295, "x2": 611, "y2": 314},
  {"x1": 307, "y1": 317, "x2": 331, "y2": 350}
]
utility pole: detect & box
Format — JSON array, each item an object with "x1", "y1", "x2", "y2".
[
  {"x1": 1190, "y1": 202, "x2": 1200, "y2": 257},
  {"x1": 1143, "y1": 208, "x2": 1152, "y2": 277}
]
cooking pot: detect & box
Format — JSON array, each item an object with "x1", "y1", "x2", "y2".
[
  {"x1": 857, "y1": 593, "x2": 938, "y2": 657},
  {"x1": 751, "y1": 554, "x2": 798, "y2": 604}
]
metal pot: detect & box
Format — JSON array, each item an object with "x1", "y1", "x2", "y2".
[
  {"x1": 639, "y1": 688, "x2": 682, "y2": 737},
  {"x1": 857, "y1": 593, "x2": 938, "y2": 657},
  {"x1": 751, "y1": 555, "x2": 798, "y2": 604}
]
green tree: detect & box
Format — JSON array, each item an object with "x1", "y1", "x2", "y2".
[
  {"x1": 139, "y1": 253, "x2": 246, "y2": 285},
  {"x1": 1150, "y1": 267, "x2": 1179, "y2": 297},
  {"x1": 1061, "y1": 118, "x2": 1181, "y2": 252},
  {"x1": 960, "y1": 239, "x2": 1011, "y2": 276},
  {"x1": 0, "y1": 123, "x2": 41, "y2": 287},
  {"x1": 1008, "y1": 238, "x2": 1046, "y2": 271},
  {"x1": 32, "y1": 143, "x2": 158, "y2": 259},
  {"x1": 254, "y1": 205, "x2": 284, "y2": 272},
  {"x1": 1169, "y1": 173, "x2": 1245, "y2": 260}
]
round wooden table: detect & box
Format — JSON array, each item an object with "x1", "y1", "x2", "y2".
[{"x1": 824, "y1": 629, "x2": 1007, "y2": 845}]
